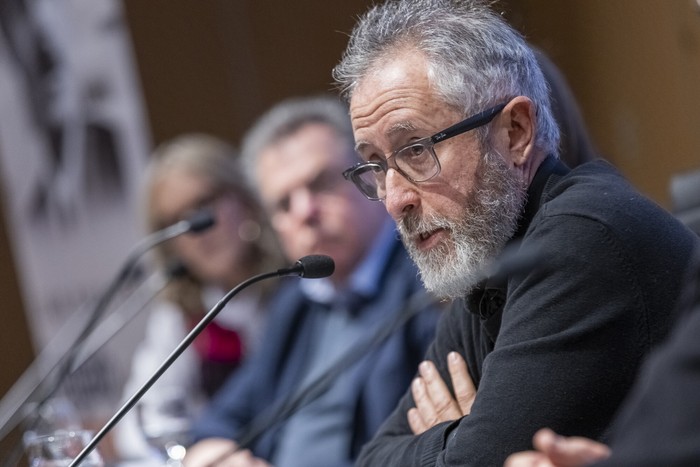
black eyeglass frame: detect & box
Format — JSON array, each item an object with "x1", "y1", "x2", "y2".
[{"x1": 343, "y1": 102, "x2": 508, "y2": 200}]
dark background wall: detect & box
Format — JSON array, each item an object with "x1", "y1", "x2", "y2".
[
  {"x1": 1, "y1": 0, "x2": 698, "y2": 453},
  {"x1": 120, "y1": 0, "x2": 700, "y2": 205},
  {"x1": 120, "y1": 1, "x2": 375, "y2": 146}
]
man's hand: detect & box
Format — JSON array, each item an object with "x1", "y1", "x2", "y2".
[
  {"x1": 407, "y1": 351, "x2": 476, "y2": 434},
  {"x1": 184, "y1": 438, "x2": 272, "y2": 467},
  {"x1": 504, "y1": 428, "x2": 611, "y2": 467}
]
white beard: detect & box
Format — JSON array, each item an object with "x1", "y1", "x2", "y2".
[{"x1": 398, "y1": 150, "x2": 527, "y2": 299}]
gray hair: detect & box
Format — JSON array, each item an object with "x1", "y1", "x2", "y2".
[
  {"x1": 240, "y1": 94, "x2": 357, "y2": 188},
  {"x1": 333, "y1": 0, "x2": 559, "y2": 156}
]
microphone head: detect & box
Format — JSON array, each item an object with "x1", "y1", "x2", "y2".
[
  {"x1": 165, "y1": 259, "x2": 189, "y2": 279},
  {"x1": 295, "y1": 255, "x2": 335, "y2": 279},
  {"x1": 186, "y1": 209, "x2": 216, "y2": 233}
]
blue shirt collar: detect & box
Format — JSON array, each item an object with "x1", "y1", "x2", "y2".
[{"x1": 300, "y1": 219, "x2": 398, "y2": 305}]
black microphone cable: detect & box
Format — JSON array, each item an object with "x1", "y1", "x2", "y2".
[{"x1": 68, "y1": 255, "x2": 334, "y2": 467}]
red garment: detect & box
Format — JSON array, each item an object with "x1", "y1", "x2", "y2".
[
  {"x1": 191, "y1": 317, "x2": 244, "y2": 363},
  {"x1": 189, "y1": 317, "x2": 245, "y2": 396}
]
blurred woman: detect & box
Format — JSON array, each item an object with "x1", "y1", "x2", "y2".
[{"x1": 114, "y1": 133, "x2": 284, "y2": 461}]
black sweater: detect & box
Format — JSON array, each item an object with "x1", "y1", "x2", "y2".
[{"x1": 357, "y1": 157, "x2": 700, "y2": 466}]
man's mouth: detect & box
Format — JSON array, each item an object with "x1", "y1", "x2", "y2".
[{"x1": 415, "y1": 228, "x2": 446, "y2": 250}]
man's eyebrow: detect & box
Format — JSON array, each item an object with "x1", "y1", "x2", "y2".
[
  {"x1": 355, "y1": 140, "x2": 370, "y2": 152},
  {"x1": 387, "y1": 121, "x2": 417, "y2": 135},
  {"x1": 354, "y1": 121, "x2": 418, "y2": 152}
]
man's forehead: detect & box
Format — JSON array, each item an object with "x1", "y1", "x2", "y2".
[
  {"x1": 258, "y1": 135, "x2": 349, "y2": 185},
  {"x1": 354, "y1": 119, "x2": 419, "y2": 152}
]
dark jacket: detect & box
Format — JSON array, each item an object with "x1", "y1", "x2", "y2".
[{"x1": 357, "y1": 157, "x2": 700, "y2": 466}]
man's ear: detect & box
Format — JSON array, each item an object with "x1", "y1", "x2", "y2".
[{"x1": 502, "y1": 96, "x2": 536, "y2": 167}]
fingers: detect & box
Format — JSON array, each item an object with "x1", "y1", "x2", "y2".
[
  {"x1": 408, "y1": 359, "x2": 464, "y2": 434},
  {"x1": 419, "y1": 360, "x2": 463, "y2": 419},
  {"x1": 447, "y1": 351, "x2": 476, "y2": 415},
  {"x1": 408, "y1": 376, "x2": 438, "y2": 434},
  {"x1": 504, "y1": 451, "x2": 555, "y2": 467},
  {"x1": 209, "y1": 449, "x2": 273, "y2": 467},
  {"x1": 184, "y1": 438, "x2": 237, "y2": 467},
  {"x1": 533, "y1": 428, "x2": 612, "y2": 467},
  {"x1": 407, "y1": 404, "x2": 427, "y2": 434},
  {"x1": 235, "y1": 450, "x2": 273, "y2": 467},
  {"x1": 506, "y1": 429, "x2": 612, "y2": 467},
  {"x1": 183, "y1": 439, "x2": 271, "y2": 467}
]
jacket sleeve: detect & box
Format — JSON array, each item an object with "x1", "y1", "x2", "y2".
[{"x1": 357, "y1": 213, "x2": 686, "y2": 466}]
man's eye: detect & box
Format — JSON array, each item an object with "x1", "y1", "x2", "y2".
[
  {"x1": 355, "y1": 150, "x2": 371, "y2": 163},
  {"x1": 401, "y1": 144, "x2": 426, "y2": 159}
]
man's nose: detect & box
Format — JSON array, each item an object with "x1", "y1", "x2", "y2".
[
  {"x1": 383, "y1": 168, "x2": 419, "y2": 221},
  {"x1": 288, "y1": 188, "x2": 320, "y2": 223}
]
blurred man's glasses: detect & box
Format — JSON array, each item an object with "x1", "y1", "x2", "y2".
[{"x1": 343, "y1": 102, "x2": 507, "y2": 200}]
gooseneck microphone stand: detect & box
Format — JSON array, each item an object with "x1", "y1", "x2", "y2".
[{"x1": 68, "y1": 255, "x2": 334, "y2": 467}]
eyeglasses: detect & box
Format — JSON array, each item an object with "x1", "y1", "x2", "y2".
[
  {"x1": 155, "y1": 188, "x2": 226, "y2": 230},
  {"x1": 342, "y1": 102, "x2": 507, "y2": 200}
]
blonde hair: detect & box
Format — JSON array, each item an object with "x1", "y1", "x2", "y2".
[{"x1": 144, "y1": 133, "x2": 283, "y2": 314}]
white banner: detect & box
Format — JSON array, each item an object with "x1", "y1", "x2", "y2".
[{"x1": 0, "y1": 0, "x2": 151, "y2": 418}]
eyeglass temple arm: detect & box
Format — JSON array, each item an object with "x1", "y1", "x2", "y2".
[{"x1": 431, "y1": 102, "x2": 508, "y2": 144}]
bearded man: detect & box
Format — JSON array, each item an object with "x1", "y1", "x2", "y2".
[{"x1": 334, "y1": 0, "x2": 700, "y2": 466}]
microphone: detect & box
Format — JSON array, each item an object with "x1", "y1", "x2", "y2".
[
  {"x1": 0, "y1": 209, "x2": 216, "y2": 443},
  {"x1": 167, "y1": 208, "x2": 216, "y2": 235},
  {"x1": 277, "y1": 254, "x2": 335, "y2": 279},
  {"x1": 68, "y1": 255, "x2": 335, "y2": 467}
]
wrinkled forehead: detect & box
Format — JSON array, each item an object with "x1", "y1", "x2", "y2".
[{"x1": 349, "y1": 52, "x2": 460, "y2": 150}]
